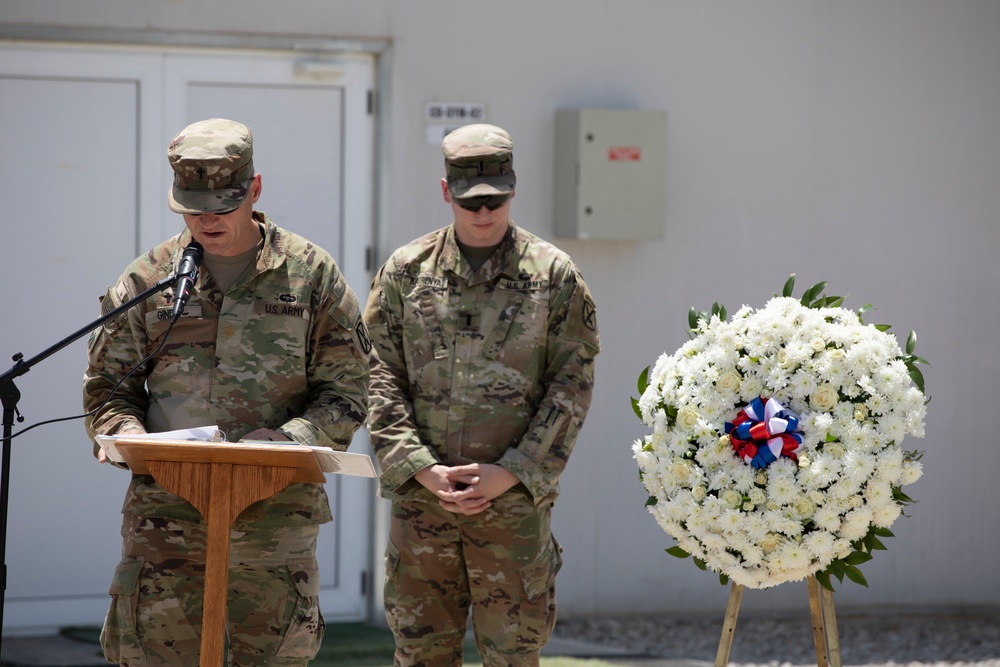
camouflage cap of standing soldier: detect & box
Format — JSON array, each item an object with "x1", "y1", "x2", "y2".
[
  {"x1": 442, "y1": 123, "x2": 516, "y2": 199},
  {"x1": 166, "y1": 118, "x2": 255, "y2": 215}
]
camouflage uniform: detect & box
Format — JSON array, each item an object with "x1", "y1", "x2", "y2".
[
  {"x1": 84, "y1": 139, "x2": 370, "y2": 665},
  {"x1": 364, "y1": 128, "x2": 600, "y2": 666}
]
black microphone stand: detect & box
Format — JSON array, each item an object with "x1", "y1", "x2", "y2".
[{"x1": 0, "y1": 272, "x2": 179, "y2": 633}]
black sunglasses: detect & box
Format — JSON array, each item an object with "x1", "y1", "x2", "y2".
[
  {"x1": 190, "y1": 204, "x2": 241, "y2": 217},
  {"x1": 456, "y1": 194, "x2": 511, "y2": 212}
]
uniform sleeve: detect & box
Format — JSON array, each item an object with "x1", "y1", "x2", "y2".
[
  {"x1": 277, "y1": 269, "x2": 371, "y2": 450},
  {"x1": 362, "y1": 264, "x2": 440, "y2": 491},
  {"x1": 497, "y1": 263, "x2": 600, "y2": 502},
  {"x1": 82, "y1": 276, "x2": 151, "y2": 460}
]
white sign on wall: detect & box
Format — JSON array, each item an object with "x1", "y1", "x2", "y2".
[{"x1": 425, "y1": 101, "x2": 486, "y2": 144}]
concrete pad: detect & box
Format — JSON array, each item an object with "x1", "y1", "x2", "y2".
[{"x1": 0, "y1": 633, "x2": 108, "y2": 667}]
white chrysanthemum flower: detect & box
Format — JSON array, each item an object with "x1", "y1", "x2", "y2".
[
  {"x1": 841, "y1": 508, "x2": 874, "y2": 541},
  {"x1": 900, "y1": 460, "x2": 923, "y2": 485},
  {"x1": 875, "y1": 447, "x2": 905, "y2": 485},
  {"x1": 872, "y1": 502, "x2": 902, "y2": 528},
  {"x1": 813, "y1": 504, "x2": 843, "y2": 532},
  {"x1": 803, "y1": 530, "x2": 836, "y2": 560}
]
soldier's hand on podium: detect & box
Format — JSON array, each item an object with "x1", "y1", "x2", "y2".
[{"x1": 241, "y1": 428, "x2": 291, "y2": 442}]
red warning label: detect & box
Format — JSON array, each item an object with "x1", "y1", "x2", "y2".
[{"x1": 608, "y1": 146, "x2": 642, "y2": 162}]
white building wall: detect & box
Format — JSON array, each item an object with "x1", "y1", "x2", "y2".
[{"x1": 1, "y1": 0, "x2": 998, "y2": 621}]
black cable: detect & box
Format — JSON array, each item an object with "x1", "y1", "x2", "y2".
[{"x1": 6, "y1": 317, "x2": 177, "y2": 440}]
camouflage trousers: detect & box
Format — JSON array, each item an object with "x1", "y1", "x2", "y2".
[
  {"x1": 384, "y1": 495, "x2": 562, "y2": 667},
  {"x1": 101, "y1": 515, "x2": 325, "y2": 667}
]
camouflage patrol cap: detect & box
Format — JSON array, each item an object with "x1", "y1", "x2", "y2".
[
  {"x1": 442, "y1": 123, "x2": 516, "y2": 199},
  {"x1": 167, "y1": 118, "x2": 255, "y2": 214}
]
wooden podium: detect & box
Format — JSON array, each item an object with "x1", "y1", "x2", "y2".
[{"x1": 114, "y1": 438, "x2": 328, "y2": 667}]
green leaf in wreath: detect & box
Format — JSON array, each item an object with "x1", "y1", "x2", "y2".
[
  {"x1": 872, "y1": 527, "x2": 895, "y2": 538},
  {"x1": 719, "y1": 573, "x2": 730, "y2": 586},
  {"x1": 907, "y1": 365, "x2": 926, "y2": 393},
  {"x1": 688, "y1": 307, "x2": 700, "y2": 331},
  {"x1": 782, "y1": 274, "x2": 796, "y2": 298},
  {"x1": 864, "y1": 534, "x2": 888, "y2": 551},
  {"x1": 801, "y1": 281, "x2": 828, "y2": 307},
  {"x1": 645, "y1": 496, "x2": 658, "y2": 507},
  {"x1": 844, "y1": 551, "x2": 874, "y2": 565},
  {"x1": 906, "y1": 330, "x2": 917, "y2": 355},
  {"x1": 875, "y1": 324, "x2": 892, "y2": 332},
  {"x1": 637, "y1": 366, "x2": 649, "y2": 395},
  {"x1": 844, "y1": 565, "x2": 870, "y2": 587},
  {"x1": 665, "y1": 546, "x2": 690, "y2": 559},
  {"x1": 815, "y1": 571, "x2": 835, "y2": 592},
  {"x1": 693, "y1": 557, "x2": 708, "y2": 571},
  {"x1": 823, "y1": 296, "x2": 845, "y2": 308},
  {"x1": 631, "y1": 396, "x2": 642, "y2": 420}
]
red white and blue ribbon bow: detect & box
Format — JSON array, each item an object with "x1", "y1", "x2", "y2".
[{"x1": 725, "y1": 397, "x2": 804, "y2": 470}]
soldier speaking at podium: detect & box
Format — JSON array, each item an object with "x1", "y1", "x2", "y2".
[{"x1": 83, "y1": 118, "x2": 371, "y2": 667}]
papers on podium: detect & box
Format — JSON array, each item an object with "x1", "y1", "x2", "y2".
[{"x1": 96, "y1": 425, "x2": 376, "y2": 478}]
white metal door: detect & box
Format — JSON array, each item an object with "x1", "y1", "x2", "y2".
[{"x1": 0, "y1": 43, "x2": 375, "y2": 632}]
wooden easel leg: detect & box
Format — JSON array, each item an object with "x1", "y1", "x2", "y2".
[
  {"x1": 819, "y1": 581, "x2": 843, "y2": 667},
  {"x1": 714, "y1": 582, "x2": 744, "y2": 667},
  {"x1": 807, "y1": 576, "x2": 843, "y2": 667}
]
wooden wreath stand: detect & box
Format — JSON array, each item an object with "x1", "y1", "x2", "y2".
[
  {"x1": 715, "y1": 576, "x2": 842, "y2": 667},
  {"x1": 115, "y1": 438, "x2": 326, "y2": 667}
]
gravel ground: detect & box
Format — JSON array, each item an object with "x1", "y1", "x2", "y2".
[{"x1": 554, "y1": 610, "x2": 1000, "y2": 666}]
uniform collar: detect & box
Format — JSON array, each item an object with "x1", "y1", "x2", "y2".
[
  {"x1": 441, "y1": 221, "x2": 520, "y2": 282},
  {"x1": 173, "y1": 211, "x2": 284, "y2": 286}
]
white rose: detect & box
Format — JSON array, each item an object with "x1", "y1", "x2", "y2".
[
  {"x1": 759, "y1": 533, "x2": 784, "y2": 554},
  {"x1": 794, "y1": 497, "x2": 817, "y2": 519},
  {"x1": 721, "y1": 489, "x2": 743, "y2": 509},
  {"x1": 677, "y1": 406, "x2": 701, "y2": 430},
  {"x1": 671, "y1": 458, "x2": 695, "y2": 483},
  {"x1": 825, "y1": 442, "x2": 846, "y2": 458},
  {"x1": 717, "y1": 370, "x2": 742, "y2": 392},
  {"x1": 810, "y1": 384, "x2": 839, "y2": 411}
]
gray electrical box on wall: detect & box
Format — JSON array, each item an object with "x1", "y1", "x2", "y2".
[{"x1": 554, "y1": 108, "x2": 667, "y2": 240}]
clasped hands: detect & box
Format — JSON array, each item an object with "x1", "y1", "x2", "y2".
[{"x1": 415, "y1": 463, "x2": 518, "y2": 516}]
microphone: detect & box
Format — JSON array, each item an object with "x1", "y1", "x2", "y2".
[{"x1": 171, "y1": 241, "x2": 205, "y2": 322}]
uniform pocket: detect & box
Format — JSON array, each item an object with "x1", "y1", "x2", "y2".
[
  {"x1": 274, "y1": 557, "x2": 325, "y2": 662},
  {"x1": 100, "y1": 556, "x2": 147, "y2": 665},
  {"x1": 491, "y1": 293, "x2": 548, "y2": 376},
  {"x1": 514, "y1": 537, "x2": 563, "y2": 651},
  {"x1": 402, "y1": 287, "x2": 450, "y2": 372},
  {"x1": 382, "y1": 539, "x2": 402, "y2": 633}
]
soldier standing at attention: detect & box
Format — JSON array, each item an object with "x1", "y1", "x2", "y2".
[
  {"x1": 363, "y1": 123, "x2": 600, "y2": 667},
  {"x1": 83, "y1": 118, "x2": 371, "y2": 667}
]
